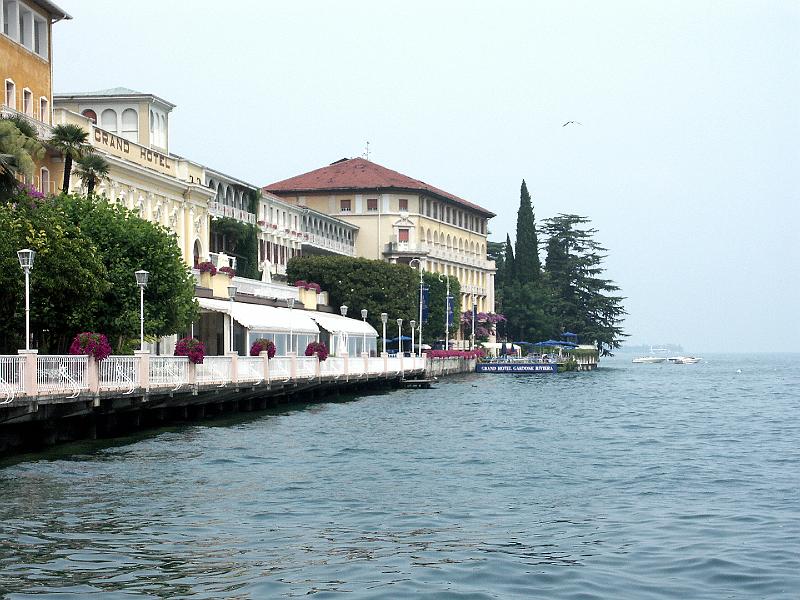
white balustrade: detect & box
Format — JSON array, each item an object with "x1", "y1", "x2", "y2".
[
  {"x1": 99, "y1": 356, "x2": 140, "y2": 393},
  {"x1": 320, "y1": 357, "x2": 345, "y2": 378},
  {"x1": 196, "y1": 356, "x2": 232, "y2": 385},
  {"x1": 368, "y1": 357, "x2": 385, "y2": 374},
  {"x1": 386, "y1": 356, "x2": 403, "y2": 374},
  {"x1": 295, "y1": 356, "x2": 318, "y2": 379},
  {"x1": 36, "y1": 356, "x2": 88, "y2": 397},
  {"x1": 237, "y1": 356, "x2": 264, "y2": 383},
  {"x1": 0, "y1": 356, "x2": 25, "y2": 403},
  {"x1": 269, "y1": 357, "x2": 292, "y2": 381},
  {"x1": 231, "y1": 276, "x2": 300, "y2": 301},
  {"x1": 150, "y1": 356, "x2": 189, "y2": 388}
]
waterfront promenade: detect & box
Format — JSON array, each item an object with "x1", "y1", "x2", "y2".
[{"x1": 0, "y1": 352, "x2": 474, "y2": 454}]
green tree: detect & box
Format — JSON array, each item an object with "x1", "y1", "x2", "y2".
[
  {"x1": 421, "y1": 271, "x2": 461, "y2": 342},
  {"x1": 542, "y1": 214, "x2": 626, "y2": 354},
  {"x1": 0, "y1": 121, "x2": 36, "y2": 200},
  {"x1": 513, "y1": 179, "x2": 540, "y2": 282},
  {"x1": 287, "y1": 255, "x2": 417, "y2": 332},
  {"x1": 210, "y1": 217, "x2": 259, "y2": 279},
  {"x1": 74, "y1": 152, "x2": 110, "y2": 197},
  {"x1": 49, "y1": 123, "x2": 90, "y2": 192},
  {"x1": 57, "y1": 194, "x2": 199, "y2": 351},
  {"x1": 0, "y1": 192, "x2": 108, "y2": 352}
]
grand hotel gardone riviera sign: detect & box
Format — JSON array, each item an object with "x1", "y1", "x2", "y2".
[{"x1": 92, "y1": 127, "x2": 173, "y2": 176}]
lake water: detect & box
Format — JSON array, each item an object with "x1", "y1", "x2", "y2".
[{"x1": 1, "y1": 353, "x2": 799, "y2": 599}]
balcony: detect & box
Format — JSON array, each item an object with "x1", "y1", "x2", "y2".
[
  {"x1": 209, "y1": 201, "x2": 256, "y2": 224},
  {"x1": 230, "y1": 276, "x2": 300, "y2": 302},
  {"x1": 383, "y1": 241, "x2": 431, "y2": 256},
  {"x1": 1, "y1": 105, "x2": 52, "y2": 140},
  {"x1": 303, "y1": 232, "x2": 355, "y2": 257}
]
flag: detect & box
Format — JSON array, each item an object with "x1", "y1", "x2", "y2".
[
  {"x1": 421, "y1": 285, "x2": 430, "y2": 323},
  {"x1": 446, "y1": 295, "x2": 454, "y2": 330}
]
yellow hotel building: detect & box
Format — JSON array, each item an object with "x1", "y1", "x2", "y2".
[
  {"x1": 265, "y1": 158, "x2": 497, "y2": 316},
  {"x1": 1, "y1": 0, "x2": 71, "y2": 193}
]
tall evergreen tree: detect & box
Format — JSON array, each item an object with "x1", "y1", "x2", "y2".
[
  {"x1": 504, "y1": 234, "x2": 515, "y2": 281},
  {"x1": 542, "y1": 214, "x2": 626, "y2": 354},
  {"x1": 513, "y1": 180, "x2": 540, "y2": 282}
]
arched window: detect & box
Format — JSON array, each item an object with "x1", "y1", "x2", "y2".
[
  {"x1": 433, "y1": 231, "x2": 439, "y2": 246},
  {"x1": 159, "y1": 114, "x2": 166, "y2": 146},
  {"x1": 193, "y1": 240, "x2": 202, "y2": 267},
  {"x1": 121, "y1": 108, "x2": 138, "y2": 142},
  {"x1": 101, "y1": 109, "x2": 117, "y2": 133},
  {"x1": 81, "y1": 109, "x2": 97, "y2": 124},
  {"x1": 5, "y1": 80, "x2": 16, "y2": 110}
]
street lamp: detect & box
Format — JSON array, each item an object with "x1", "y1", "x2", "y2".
[
  {"x1": 339, "y1": 304, "x2": 348, "y2": 355},
  {"x1": 134, "y1": 269, "x2": 149, "y2": 351},
  {"x1": 286, "y1": 296, "x2": 296, "y2": 354},
  {"x1": 360, "y1": 308, "x2": 368, "y2": 355},
  {"x1": 410, "y1": 320, "x2": 416, "y2": 358},
  {"x1": 396, "y1": 318, "x2": 403, "y2": 355},
  {"x1": 380, "y1": 312, "x2": 388, "y2": 354},
  {"x1": 228, "y1": 284, "x2": 237, "y2": 354},
  {"x1": 471, "y1": 293, "x2": 477, "y2": 350},
  {"x1": 408, "y1": 258, "x2": 424, "y2": 353},
  {"x1": 438, "y1": 273, "x2": 451, "y2": 350},
  {"x1": 17, "y1": 249, "x2": 35, "y2": 351}
]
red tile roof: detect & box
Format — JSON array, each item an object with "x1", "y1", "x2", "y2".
[{"x1": 263, "y1": 158, "x2": 495, "y2": 217}]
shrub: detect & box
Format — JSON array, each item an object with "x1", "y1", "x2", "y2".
[
  {"x1": 175, "y1": 336, "x2": 205, "y2": 364},
  {"x1": 68, "y1": 332, "x2": 112, "y2": 361},
  {"x1": 250, "y1": 338, "x2": 276, "y2": 359},
  {"x1": 305, "y1": 341, "x2": 329, "y2": 362}
]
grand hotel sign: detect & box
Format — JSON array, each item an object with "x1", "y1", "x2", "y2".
[{"x1": 92, "y1": 127, "x2": 173, "y2": 176}]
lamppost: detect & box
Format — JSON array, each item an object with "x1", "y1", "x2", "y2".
[
  {"x1": 286, "y1": 296, "x2": 295, "y2": 354},
  {"x1": 438, "y1": 273, "x2": 451, "y2": 350},
  {"x1": 471, "y1": 293, "x2": 477, "y2": 350},
  {"x1": 410, "y1": 320, "x2": 416, "y2": 358},
  {"x1": 408, "y1": 258, "x2": 424, "y2": 352},
  {"x1": 380, "y1": 312, "x2": 388, "y2": 354},
  {"x1": 360, "y1": 308, "x2": 368, "y2": 355},
  {"x1": 340, "y1": 304, "x2": 348, "y2": 355},
  {"x1": 396, "y1": 318, "x2": 403, "y2": 355},
  {"x1": 17, "y1": 249, "x2": 35, "y2": 351},
  {"x1": 228, "y1": 284, "x2": 237, "y2": 354},
  {"x1": 134, "y1": 269, "x2": 149, "y2": 351}
]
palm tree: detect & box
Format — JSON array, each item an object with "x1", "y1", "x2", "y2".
[
  {"x1": 49, "y1": 123, "x2": 90, "y2": 193},
  {"x1": 0, "y1": 120, "x2": 35, "y2": 200},
  {"x1": 74, "y1": 152, "x2": 110, "y2": 196}
]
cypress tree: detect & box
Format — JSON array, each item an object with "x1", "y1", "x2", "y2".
[
  {"x1": 513, "y1": 180, "x2": 540, "y2": 283},
  {"x1": 504, "y1": 234, "x2": 515, "y2": 281}
]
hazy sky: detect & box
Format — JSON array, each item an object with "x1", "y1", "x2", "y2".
[{"x1": 52, "y1": 1, "x2": 799, "y2": 352}]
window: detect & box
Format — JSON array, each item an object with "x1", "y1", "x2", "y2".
[
  {"x1": 398, "y1": 228, "x2": 410, "y2": 242},
  {"x1": 367, "y1": 198, "x2": 378, "y2": 212},
  {"x1": 39, "y1": 97, "x2": 48, "y2": 122},
  {"x1": 79, "y1": 108, "x2": 96, "y2": 124},
  {"x1": 33, "y1": 14, "x2": 47, "y2": 58},
  {"x1": 121, "y1": 108, "x2": 138, "y2": 142},
  {"x1": 101, "y1": 109, "x2": 118, "y2": 133},
  {"x1": 4, "y1": 79, "x2": 15, "y2": 110},
  {"x1": 340, "y1": 199, "x2": 351, "y2": 212},
  {"x1": 399, "y1": 198, "x2": 408, "y2": 211},
  {"x1": 22, "y1": 88, "x2": 32, "y2": 116},
  {"x1": 39, "y1": 167, "x2": 49, "y2": 194}
]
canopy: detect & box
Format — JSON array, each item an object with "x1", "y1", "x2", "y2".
[
  {"x1": 307, "y1": 311, "x2": 378, "y2": 338},
  {"x1": 197, "y1": 297, "x2": 319, "y2": 334},
  {"x1": 561, "y1": 332, "x2": 578, "y2": 337},
  {"x1": 532, "y1": 340, "x2": 577, "y2": 347},
  {"x1": 387, "y1": 336, "x2": 412, "y2": 342}
]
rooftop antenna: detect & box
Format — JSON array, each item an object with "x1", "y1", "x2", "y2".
[{"x1": 362, "y1": 140, "x2": 370, "y2": 161}]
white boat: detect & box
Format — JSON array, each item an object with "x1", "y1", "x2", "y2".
[
  {"x1": 668, "y1": 356, "x2": 701, "y2": 364},
  {"x1": 632, "y1": 356, "x2": 667, "y2": 364}
]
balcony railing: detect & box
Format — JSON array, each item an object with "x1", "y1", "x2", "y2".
[
  {"x1": 302, "y1": 233, "x2": 355, "y2": 257},
  {"x1": 209, "y1": 201, "x2": 256, "y2": 224},
  {"x1": 1, "y1": 104, "x2": 52, "y2": 140},
  {"x1": 230, "y1": 276, "x2": 300, "y2": 301},
  {"x1": 1, "y1": 352, "x2": 482, "y2": 401}
]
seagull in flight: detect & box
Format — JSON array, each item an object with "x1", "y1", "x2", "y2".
[{"x1": 562, "y1": 121, "x2": 582, "y2": 127}]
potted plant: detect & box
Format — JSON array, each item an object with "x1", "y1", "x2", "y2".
[
  {"x1": 250, "y1": 338, "x2": 276, "y2": 359},
  {"x1": 69, "y1": 332, "x2": 112, "y2": 361},
  {"x1": 175, "y1": 337, "x2": 205, "y2": 364},
  {"x1": 305, "y1": 341, "x2": 329, "y2": 362}
]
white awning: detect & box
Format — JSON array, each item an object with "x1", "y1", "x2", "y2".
[
  {"x1": 307, "y1": 311, "x2": 378, "y2": 338},
  {"x1": 197, "y1": 298, "x2": 319, "y2": 334}
]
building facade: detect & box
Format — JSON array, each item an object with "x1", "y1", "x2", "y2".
[
  {"x1": 1, "y1": 0, "x2": 70, "y2": 194},
  {"x1": 264, "y1": 158, "x2": 497, "y2": 316}
]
